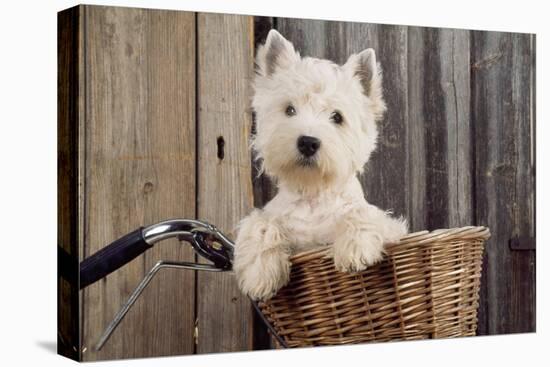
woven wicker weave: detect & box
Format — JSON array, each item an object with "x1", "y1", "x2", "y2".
[{"x1": 259, "y1": 226, "x2": 490, "y2": 347}]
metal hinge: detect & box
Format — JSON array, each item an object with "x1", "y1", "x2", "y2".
[{"x1": 509, "y1": 236, "x2": 536, "y2": 251}]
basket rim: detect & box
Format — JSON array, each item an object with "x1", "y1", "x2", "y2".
[{"x1": 289, "y1": 225, "x2": 490, "y2": 264}]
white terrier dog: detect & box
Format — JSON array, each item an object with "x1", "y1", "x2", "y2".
[{"x1": 234, "y1": 30, "x2": 408, "y2": 301}]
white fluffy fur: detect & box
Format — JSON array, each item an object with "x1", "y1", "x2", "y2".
[{"x1": 234, "y1": 30, "x2": 408, "y2": 301}]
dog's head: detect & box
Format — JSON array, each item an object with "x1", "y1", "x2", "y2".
[{"x1": 252, "y1": 30, "x2": 386, "y2": 193}]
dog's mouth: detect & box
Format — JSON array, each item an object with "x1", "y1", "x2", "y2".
[{"x1": 296, "y1": 156, "x2": 318, "y2": 168}]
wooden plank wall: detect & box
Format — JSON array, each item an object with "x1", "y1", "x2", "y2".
[
  {"x1": 471, "y1": 31, "x2": 536, "y2": 333},
  {"x1": 77, "y1": 6, "x2": 197, "y2": 360},
  {"x1": 59, "y1": 7, "x2": 535, "y2": 361},
  {"x1": 196, "y1": 13, "x2": 254, "y2": 353},
  {"x1": 58, "y1": 6, "x2": 82, "y2": 360},
  {"x1": 252, "y1": 18, "x2": 535, "y2": 340},
  {"x1": 59, "y1": 6, "x2": 255, "y2": 360}
]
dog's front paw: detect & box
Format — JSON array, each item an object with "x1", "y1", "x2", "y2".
[
  {"x1": 332, "y1": 231, "x2": 385, "y2": 272},
  {"x1": 234, "y1": 247, "x2": 290, "y2": 301}
]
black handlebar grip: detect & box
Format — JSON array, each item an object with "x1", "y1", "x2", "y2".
[{"x1": 80, "y1": 228, "x2": 152, "y2": 289}]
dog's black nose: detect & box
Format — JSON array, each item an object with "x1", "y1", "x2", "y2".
[{"x1": 297, "y1": 135, "x2": 321, "y2": 157}]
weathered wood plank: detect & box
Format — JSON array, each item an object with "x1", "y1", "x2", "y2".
[
  {"x1": 196, "y1": 13, "x2": 255, "y2": 354},
  {"x1": 471, "y1": 30, "x2": 535, "y2": 335},
  {"x1": 277, "y1": 18, "x2": 327, "y2": 59},
  {"x1": 519, "y1": 33, "x2": 535, "y2": 331},
  {"x1": 419, "y1": 29, "x2": 449, "y2": 230},
  {"x1": 57, "y1": 6, "x2": 83, "y2": 361},
  {"x1": 407, "y1": 27, "x2": 472, "y2": 231},
  {"x1": 509, "y1": 33, "x2": 536, "y2": 333},
  {"x1": 81, "y1": 6, "x2": 196, "y2": 360},
  {"x1": 140, "y1": 9, "x2": 197, "y2": 356},
  {"x1": 441, "y1": 29, "x2": 472, "y2": 228},
  {"x1": 405, "y1": 26, "x2": 427, "y2": 232}
]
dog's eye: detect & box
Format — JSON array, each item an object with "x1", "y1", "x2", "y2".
[
  {"x1": 285, "y1": 105, "x2": 296, "y2": 117},
  {"x1": 330, "y1": 111, "x2": 344, "y2": 125}
]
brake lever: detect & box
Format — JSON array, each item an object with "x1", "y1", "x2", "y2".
[{"x1": 88, "y1": 219, "x2": 236, "y2": 351}]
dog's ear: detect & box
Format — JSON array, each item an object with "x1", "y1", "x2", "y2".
[
  {"x1": 256, "y1": 30, "x2": 299, "y2": 76},
  {"x1": 344, "y1": 48, "x2": 386, "y2": 121}
]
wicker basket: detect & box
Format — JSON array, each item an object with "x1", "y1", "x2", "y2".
[{"x1": 259, "y1": 226, "x2": 490, "y2": 347}]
